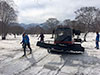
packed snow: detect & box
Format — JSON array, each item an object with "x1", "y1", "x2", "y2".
[{"x1": 0, "y1": 33, "x2": 100, "y2": 75}]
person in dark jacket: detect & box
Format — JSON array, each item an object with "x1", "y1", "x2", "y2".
[
  {"x1": 95, "y1": 32, "x2": 99, "y2": 49},
  {"x1": 21, "y1": 33, "x2": 32, "y2": 56},
  {"x1": 39, "y1": 33, "x2": 44, "y2": 42}
]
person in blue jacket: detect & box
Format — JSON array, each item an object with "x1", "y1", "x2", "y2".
[
  {"x1": 95, "y1": 32, "x2": 99, "y2": 49},
  {"x1": 21, "y1": 33, "x2": 32, "y2": 56}
]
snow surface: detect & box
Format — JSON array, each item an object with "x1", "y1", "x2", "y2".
[{"x1": 0, "y1": 33, "x2": 100, "y2": 75}]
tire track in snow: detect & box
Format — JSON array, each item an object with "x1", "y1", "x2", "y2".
[
  {"x1": 26, "y1": 53, "x2": 68, "y2": 75},
  {"x1": 38, "y1": 54, "x2": 68, "y2": 75},
  {"x1": 18, "y1": 51, "x2": 65, "y2": 75},
  {"x1": 55, "y1": 60, "x2": 68, "y2": 75},
  {"x1": 14, "y1": 52, "x2": 50, "y2": 75}
]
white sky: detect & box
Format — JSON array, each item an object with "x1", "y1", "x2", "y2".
[{"x1": 14, "y1": 0, "x2": 100, "y2": 24}]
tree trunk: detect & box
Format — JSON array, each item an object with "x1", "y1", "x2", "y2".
[
  {"x1": 84, "y1": 31, "x2": 89, "y2": 42},
  {"x1": 2, "y1": 33, "x2": 6, "y2": 40},
  {"x1": 1, "y1": 22, "x2": 8, "y2": 40},
  {"x1": 51, "y1": 29, "x2": 55, "y2": 38},
  {"x1": 2, "y1": 36, "x2": 6, "y2": 40}
]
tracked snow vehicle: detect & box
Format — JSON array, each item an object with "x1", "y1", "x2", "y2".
[{"x1": 36, "y1": 27, "x2": 84, "y2": 53}]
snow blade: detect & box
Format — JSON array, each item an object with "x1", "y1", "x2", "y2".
[{"x1": 36, "y1": 41, "x2": 84, "y2": 53}]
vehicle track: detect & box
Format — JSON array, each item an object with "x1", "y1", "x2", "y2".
[{"x1": 15, "y1": 53, "x2": 50, "y2": 75}]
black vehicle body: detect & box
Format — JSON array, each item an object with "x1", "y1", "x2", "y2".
[{"x1": 37, "y1": 27, "x2": 84, "y2": 53}]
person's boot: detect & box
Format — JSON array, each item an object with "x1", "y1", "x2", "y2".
[
  {"x1": 29, "y1": 48, "x2": 32, "y2": 54},
  {"x1": 29, "y1": 50, "x2": 32, "y2": 54},
  {"x1": 23, "y1": 48, "x2": 26, "y2": 56},
  {"x1": 97, "y1": 47, "x2": 99, "y2": 49},
  {"x1": 29, "y1": 51, "x2": 32, "y2": 54},
  {"x1": 22, "y1": 54, "x2": 26, "y2": 57}
]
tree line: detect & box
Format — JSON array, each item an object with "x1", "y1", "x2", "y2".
[{"x1": 0, "y1": 0, "x2": 100, "y2": 40}]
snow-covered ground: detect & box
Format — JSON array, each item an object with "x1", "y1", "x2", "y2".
[{"x1": 0, "y1": 33, "x2": 100, "y2": 75}]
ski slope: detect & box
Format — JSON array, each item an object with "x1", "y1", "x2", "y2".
[{"x1": 0, "y1": 33, "x2": 100, "y2": 75}]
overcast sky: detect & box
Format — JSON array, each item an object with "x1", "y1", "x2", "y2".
[{"x1": 14, "y1": 0, "x2": 100, "y2": 24}]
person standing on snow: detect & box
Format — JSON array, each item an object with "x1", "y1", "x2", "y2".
[
  {"x1": 95, "y1": 32, "x2": 99, "y2": 49},
  {"x1": 39, "y1": 33, "x2": 44, "y2": 42},
  {"x1": 21, "y1": 33, "x2": 32, "y2": 56}
]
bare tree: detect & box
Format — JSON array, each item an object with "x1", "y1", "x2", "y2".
[
  {"x1": 9, "y1": 25, "x2": 24, "y2": 35},
  {"x1": 75, "y1": 7, "x2": 100, "y2": 41},
  {"x1": 0, "y1": 0, "x2": 17, "y2": 40},
  {"x1": 25, "y1": 26, "x2": 35, "y2": 34},
  {"x1": 63, "y1": 19, "x2": 71, "y2": 27},
  {"x1": 46, "y1": 18, "x2": 59, "y2": 32},
  {"x1": 93, "y1": 10, "x2": 100, "y2": 32},
  {"x1": 33, "y1": 25, "x2": 44, "y2": 36},
  {"x1": 45, "y1": 18, "x2": 59, "y2": 38}
]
